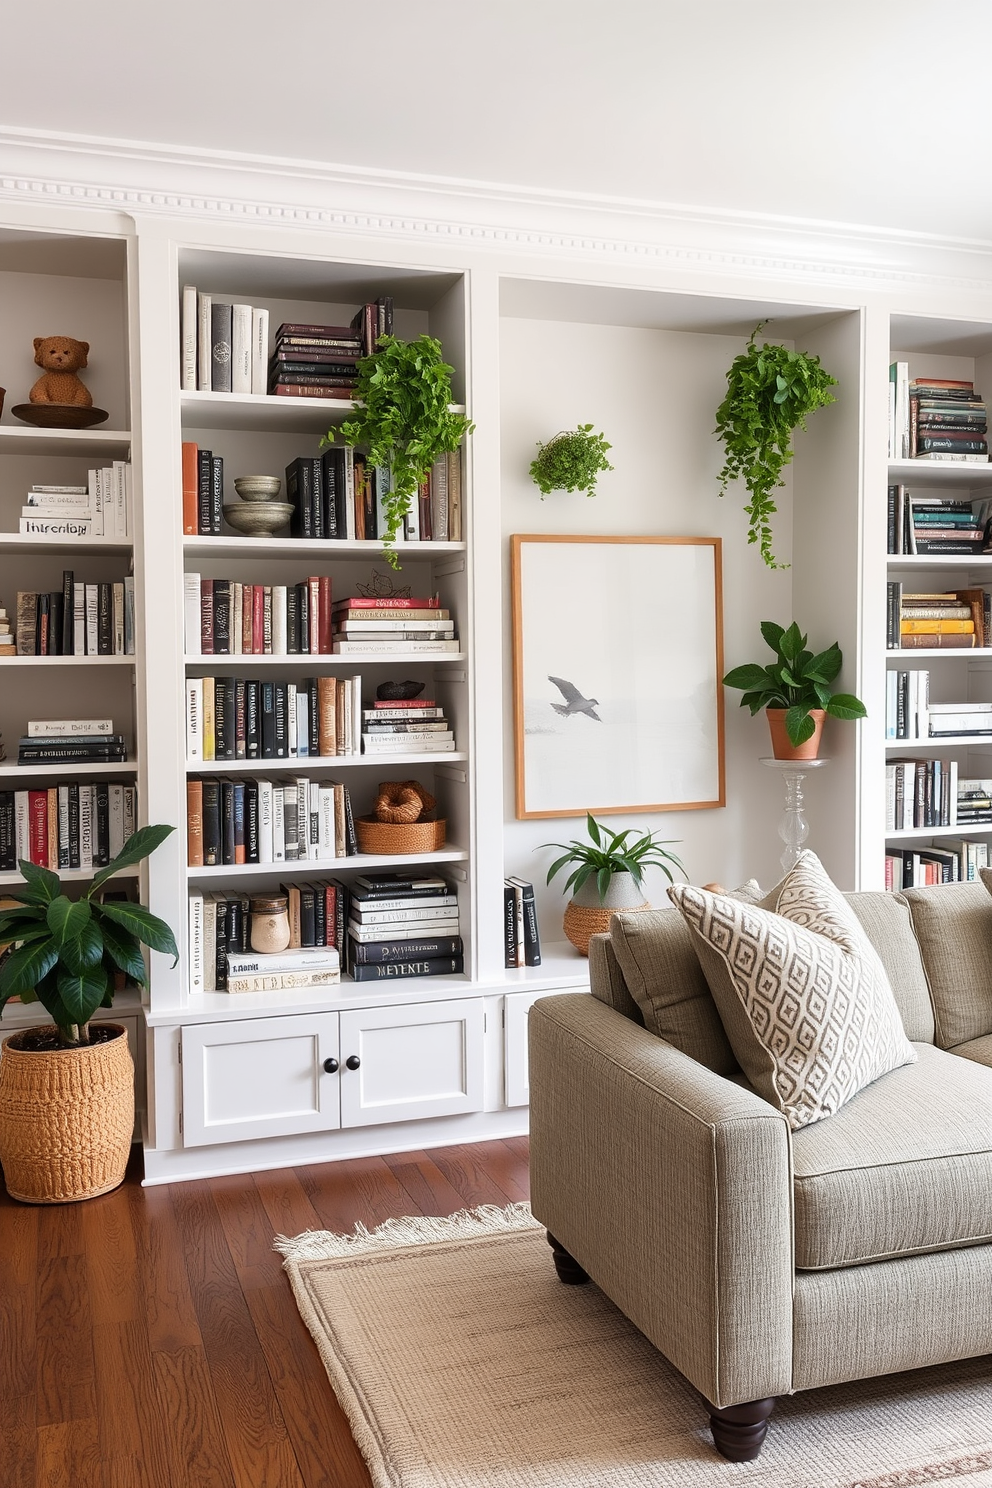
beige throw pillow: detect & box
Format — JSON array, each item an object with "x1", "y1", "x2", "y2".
[{"x1": 667, "y1": 851, "x2": 917, "y2": 1130}]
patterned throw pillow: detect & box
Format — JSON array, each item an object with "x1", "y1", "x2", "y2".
[{"x1": 667, "y1": 851, "x2": 916, "y2": 1130}]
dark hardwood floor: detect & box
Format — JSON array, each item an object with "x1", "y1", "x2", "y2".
[{"x1": 1, "y1": 1136, "x2": 531, "y2": 1488}]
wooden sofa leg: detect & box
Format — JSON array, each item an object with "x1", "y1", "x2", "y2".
[
  {"x1": 546, "y1": 1232, "x2": 589, "y2": 1285},
  {"x1": 708, "y1": 1398, "x2": 776, "y2": 1461}
]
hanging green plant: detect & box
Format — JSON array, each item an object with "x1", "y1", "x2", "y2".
[
  {"x1": 529, "y1": 424, "x2": 613, "y2": 498},
  {"x1": 715, "y1": 324, "x2": 837, "y2": 569},
  {"x1": 326, "y1": 334, "x2": 473, "y2": 569}
]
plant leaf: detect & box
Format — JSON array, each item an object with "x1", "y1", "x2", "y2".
[
  {"x1": 56, "y1": 964, "x2": 111, "y2": 1027},
  {"x1": 14, "y1": 859, "x2": 62, "y2": 905},
  {"x1": 585, "y1": 813, "x2": 602, "y2": 847},
  {"x1": 784, "y1": 706, "x2": 816, "y2": 745},
  {"x1": 97, "y1": 917, "x2": 148, "y2": 985},
  {"x1": 722, "y1": 664, "x2": 768, "y2": 691},
  {"x1": 759, "y1": 620, "x2": 785, "y2": 653},
  {"x1": 88, "y1": 823, "x2": 176, "y2": 896},
  {"x1": 59, "y1": 919, "x2": 104, "y2": 975},
  {"x1": 0, "y1": 936, "x2": 59, "y2": 1001},
  {"x1": 826, "y1": 693, "x2": 867, "y2": 721},
  {"x1": 46, "y1": 896, "x2": 92, "y2": 946},
  {"x1": 94, "y1": 901, "x2": 179, "y2": 963}
]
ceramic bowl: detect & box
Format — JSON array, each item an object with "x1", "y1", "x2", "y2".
[
  {"x1": 233, "y1": 475, "x2": 282, "y2": 502},
  {"x1": 223, "y1": 501, "x2": 294, "y2": 537}
]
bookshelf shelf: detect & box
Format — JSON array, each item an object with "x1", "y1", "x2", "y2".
[
  {"x1": 0, "y1": 761, "x2": 135, "y2": 779},
  {"x1": 184, "y1": 653, "x2": 468, "y2": 668},
  {"x1": 0, "y1": 425, "x2": 132, "y2": 458},
  {"x1": 180, "y1": 390, "x2": 465, "y2": 434},
  {"x1": 888, "y1": 555, "x2": 992, "y2": 569},
  {"x1": 0, "y1": 535, "x2": 133, "y2": 556},
  {"x1": 886, "y1": 649, "x2": 992, "y2": 661},
  {"x1": 885, "y1": 737, "x2": 992, "y2": 750},
  {"x1": 0, "y1": 655, "x2": 134, "y2": 666},
  {"x1": 186, "y1": 847, "x2": 468, "y2": 879},
  {"x1": 886, "y1": 826, "x2": 992, "y2": 841},
  {"x1": 187, "y1": 753, "x2": 467, "y2": 772},
  {"x1": 0, "y1": 864, "x2": 139, "y2": 887},
  {"x1": 182, "y1": 536, "x2": 466, "y2": 557},
  {"x1": 888, "y1": 459, "x2": 992, "y2": 484}
]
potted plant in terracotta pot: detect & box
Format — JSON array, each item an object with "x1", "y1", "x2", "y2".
[
  {"x1": 540, "y1": 813, "x2": 686, "y2": 955},
  {"x1": 722, "y1": 620, "x2": 866, "y2": 759},
  {"x1": 0, "y1": 823, "x2": 178, "y2": 1204}
]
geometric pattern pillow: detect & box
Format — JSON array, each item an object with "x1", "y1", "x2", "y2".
[{"x1": 667, "y1": 851, "x2": 917, "y2": 1130}]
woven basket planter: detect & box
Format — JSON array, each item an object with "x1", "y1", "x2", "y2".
[
  {"x1": 0, "y1": 1024, "x2": 133, "y2": 1204},
  {"x1": 563, "y1": 899, "x2": 654, "y2": 956},
  {"x1": 356, "y1": 816, "x2": 447, "y2": 855}
]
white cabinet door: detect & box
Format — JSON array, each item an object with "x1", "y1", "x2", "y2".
[
  {"x1": 180, "y1": 1013, "x2": 340, "y2": 1147},
  {"x1": 338, "y1": 999, "x2": 484, "y2": 1128}
]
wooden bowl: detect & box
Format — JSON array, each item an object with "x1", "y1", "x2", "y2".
[{"x1": 11, "y1": 404, "x2": 110, "y2": 429}]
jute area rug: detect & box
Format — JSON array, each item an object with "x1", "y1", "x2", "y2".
[{"x1": 275, "y1": 1204, "x2": 992, "y2": 1488}]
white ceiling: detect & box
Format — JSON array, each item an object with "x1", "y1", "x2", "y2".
[{"x1": 4, "y1": 0, "x2": 992, "y2": 244}]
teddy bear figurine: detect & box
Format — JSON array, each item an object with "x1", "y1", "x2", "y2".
[{"x1": 29, "y1": 336, "x2": 93, "y2": 406}]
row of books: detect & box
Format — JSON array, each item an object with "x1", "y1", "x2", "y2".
[
  {"x1": 885, "y1": 671, "x2": 992, "y2": 741},
  {"x1": 887, "y1": 488, "x2": 992, "y2": 556},
  {"x1": 885, "y1": 586, "x2": 990, "y2": 650},
  {"x1": 17, "y1": 470, "x2": 132, "y2": 540},
  {"x1": 889, "y1": 369, "x2": 989, "y2": 462},
  {"x1": 13, "y1": 575, "x2": 136, "y2": 657},
  {"x1": 0, "y1": 783, "x2": 136, "y2": 871},
  {"x1": 183, "y1": 576, "x2": 459, "y2": 656},
  {"x1": 885, "y1": 759, "x2": 992, "y2": 830},
  {"x1": 885, "y1": 839, "x2": 990, "y2": 890},
  {"x1": 284, "y1": 449, "x2": 462, "y2": 543},
  {"x1": 186, "y1": 775, "x2": 358, "y2": 866},
  {"x1": 180, "y1": 289, "x2": 270, "y2": 395},
  {"x1": 347, "y1": 873, "x2": 462, "y2": 981},
  {"x1": 503, "y1": 878, "x2": 541, "y2": 967},
  {"x1": 186, "y1": 676, "x2": 362, "y2": 762}
]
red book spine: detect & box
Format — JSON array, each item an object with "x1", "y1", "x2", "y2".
[
  {"x1": 333, "y1": 597, "x2": 440, "y2": 610},
  {"x1": 318, "y1": 577, "x2": 332, "y2": 654},
  {"x1": 200, "y1": 578, "x2": 214, "y2": 655},
  {"x1": 419, "y1": 478, "x2": 433, "y2": 541},
  {"x1": 28, "y1": 791, "x2": 48, "y2": 866},
  {"x1": 308, "y1": 577, "x2": 321, "y2": 654},
  {"x1": 252, "y1": 585, "x2": 264, "y2": 653},
  {"x1": 181, "y1": 442, "x2": 199, "y2": 535},
  {"x1": 325, "y1": 885, "x2": 336, "y2": 949}
]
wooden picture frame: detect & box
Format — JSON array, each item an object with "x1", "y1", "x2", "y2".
[{"x1": 510, "y1": 535, "x2": 725, "y2": 819}]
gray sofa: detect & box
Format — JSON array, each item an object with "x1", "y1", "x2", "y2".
[{"x1": 528, "y1": 881, "x2": 992, "y2": 1460}]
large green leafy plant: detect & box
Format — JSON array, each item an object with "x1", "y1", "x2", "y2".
[
  {"x1": 328, "y1": 334, "x2": 473, "y2": 568},
  {"x1": 723, "y1": 621, "x2": 866, "y2": 746},
  {"x1": 0, "y1": 824, "x2": 179, "y2": 1047},
  {"x1": 715, "y1": 325, "x2": 837, "y2": 569},
  {"x1": 541, "y1": 813, "x2": 686, "y2": 902},
  {"x1": 529, "y1": 424, "x2": 613, "y2": 498}
]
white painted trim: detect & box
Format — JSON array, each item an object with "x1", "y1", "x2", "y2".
[{"x1": 5, "y1": 126, "x2": 992, "y2": 293}]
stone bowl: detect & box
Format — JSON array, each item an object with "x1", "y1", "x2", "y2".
[
  {"x1": 234, "y1": 475, "x2": 282, "y2": 502},
  {"x1": 223, "y1": 501, "x2": 294, "y2": 537}
]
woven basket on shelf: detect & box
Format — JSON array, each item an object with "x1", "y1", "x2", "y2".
[
  {"x1": 0, "y1": 1024, "x2": 133, "y2": 1204},
  {"x1": 562, "y1": 899, "x2": 654, "y2": 956},
  {"x1": 356, "y1": 816, "x2": 447, "y2": 855}
]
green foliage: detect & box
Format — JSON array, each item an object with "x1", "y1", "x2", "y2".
[
  {"x1": 723, "y1": 620, "x2": 867, "y2": 745},
  {"x1": 715, "y1": 325, "x2": 837, "y2": 569},
  {"x1": 0, "y1": 823, "x2": 179, "y2": 1046},
  {"x1": 529, "y1": 424, "x2": 613, "y2": 498},
  {"x1": 539, "y1": 813, "x2": 686, "y2": 903},
  {"x1": 326, "y1": 334, "x2": 474, "y2": 569}
]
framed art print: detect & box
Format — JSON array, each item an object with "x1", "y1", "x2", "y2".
[{"x1": 510, "y1": 535, "x2": 725, "y2": 819}]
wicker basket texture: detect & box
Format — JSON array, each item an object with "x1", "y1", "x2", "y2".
[
  {"x1": 0, "y1": 1025, "x2": 133, "y2": 1203},
  {"x1": 562, "y1": 898, "x2": 654, "y2": 956},
  {"x1": 355, "y1": 816, "x2": 447, "y2": 855}
]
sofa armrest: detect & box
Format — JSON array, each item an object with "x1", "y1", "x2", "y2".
[{"x1": 528, "y1": 993, "x2": 794, "y2": 1408}]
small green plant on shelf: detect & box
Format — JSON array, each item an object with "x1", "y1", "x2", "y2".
[
  {"x1": 326, "y1": 334, "x2": 474, "y2": 569},
  {"x1": 541, "y1": 812, "x2": 686, "y2": 901},
  {"x1": 0, "y1": 824, "x2": 179, "y2": 1048},
  {"x1": 715, "y1": 324, "x2": 837, "y2": 569},
  {"x1": 722, "y1": 620, "x2": 866, "y2": 747},
  {"x1": 529, "y1": 424, "x2": 613, "y2": 498}
]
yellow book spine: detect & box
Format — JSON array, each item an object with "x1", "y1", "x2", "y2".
[
  {"x1": 202, "y1": 676, "x2": 216, "y2": 761},
  {"x1": 900, "y1": 619, "x2": 975, "y2": 634}
]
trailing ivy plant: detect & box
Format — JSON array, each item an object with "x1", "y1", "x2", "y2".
[
  {"x1": 327, "y1": 334, "x2": 473, "y2": 569},
  {"x1": 530, "y1": 424, "x2": 613, "y2": 498},
  {"x1": 715, "y1": 324, "x2": 837, "y2": 569}
]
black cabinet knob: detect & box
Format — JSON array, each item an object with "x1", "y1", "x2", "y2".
[
  {"x1": 345, "y1": 1054, "x2": 361, "y2": 1071},
  {"x1": 322, "y1": 1057, "x2": 339, "y2": 1074}
]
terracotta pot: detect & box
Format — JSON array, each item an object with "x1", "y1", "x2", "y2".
[
  {"x1": 0, "y1": 1025, "x2": 133, "y2": 1203},
  {"x1": 766, "y1": 708, "x2": 826, "y2": 761},
  {"x1": 562, "y1": 871, "x2": 653, "y2": 956}
]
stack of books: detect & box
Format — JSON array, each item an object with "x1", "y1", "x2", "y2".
[
  {"x1": 187, "y1": 675, "x2": 362, "y2": 761},
  {"x1": 886, "y1": 585, "x2": 988, "y2": 650},
  {"x1": 331, "y1": 595, "x2": 458, "y2": 655},
  {"x1": 908, "y1": 496, "x2": 991, "y2": 555},
  {"x1": 180, "y1": 287, "x2": 269, "y2": 394},
  {"x1": 188, "y1": 881, "x2": 350, "y2": 992},
  {"x1": 186, "y1": 775, "x2": 357, "y2": 867},
  {"x1": 928, "y1": 701, "x2": 992, "y2": 737},
  {"x1": 885, "y1": 756, "x2": 958, "y2": 831},
  {"x1": 911, "y1": 378, "x2": 988, "y2": 462},
  {"x1": 268, "y1": 322, "x2": 363, "y2": 400},
  {"x1": 0, "y1": 601, "x2": 13, "y2": 655},
  {"x1": 0, "y1": 781, "x2": 136, "y2": 871},
  {"x1": 19, "y1": 718, "x2": 127, "y2": 766},
  {"x1": 361, "y1": 695, "x2": 455, "y2": 755},
  {"x1": 15, "y1": 574, "x2": 136, "y2": 657},
  {"x1": 955, "y1": 777, "x2": 992, "y2": 825},
  {"x1": 19, "y1": 469, "x2": 131, "y2": 539},
  {"x1": 347, "y1": 872, "x2": 463, "y2": 981},
  {"x1": 503, "y1": 878, "x2": 542, "y2": 967},
  {"x1": 184, "y1": 573, "x2": 336, "y2": 655}
]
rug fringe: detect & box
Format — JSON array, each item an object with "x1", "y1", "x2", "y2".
[{"x1": 274, "y1": 1200, "x2": 539, "y2": 1263}]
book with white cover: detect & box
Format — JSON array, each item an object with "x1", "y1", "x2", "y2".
[
  {"x1": 184, "y1": 573, "x2": 201, "y2": 654},
  {"x1": 197, "y1": 291, "x2": 212, "y2": 390},
  {"x1": 226, "y1": 968, "x2": 341, "y2": 994},
  {"x1": 332, "y1": 640, "x2": 459, "y2": 654},
  {"x1": 353, "y1": 902, "x2": 459, "y2": 926},
  {"x1": 258, "y1": 779, "x2": 274, "y2": 864},
  {"x1": 26, "y1": 719, "x2": 114, "y2": 737},
  {"x1": 124, "y1": 576, "x2": 135, "y2": 654},
  {"x1": 26, "y1": 491, "x2": 93, "y2": 510},
  {"x1": 73, "y1": 583, "x2": 86, "y2": 655},
  {"x1": 226, "y1": 946, "x2": 340, "y2": 976},
  {"x1": 186, "y1": 679, "x2": 203, "y2": 761},
  {"x1": 181, "y1": 285, "x2": 198, "y2": 391},
  {"x1": 347, "y1": 918, "x2": 459, "y2": 943},
  {"x1": 188, "y1": 891, "x2": 204, "y2": 993},
  {"x1": 85, "y1": 585, "x2": 99, "y2": 655},
  {"x1": 19, "y1": 518, "x2": 92, "y2": 537},
  {"x1": 108, "y1": 785, "x2": 125, "y2": 858},
  {"x1": 362, "y1": 737, "x2": 456, "y2": 752},
  {"x1": 251, "y1": 307, "x2": 270, "y2": 395},
  {"x1": 232, "y1": 303, "x2": 253, "y2": 393}
]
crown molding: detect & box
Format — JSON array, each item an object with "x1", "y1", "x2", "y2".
[{"x1": 3, "y1": 124, "x2": 992, "y2": 295}]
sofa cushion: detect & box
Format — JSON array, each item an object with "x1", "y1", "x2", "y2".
[
  {"x1": 843, "y1": 892, "x2": 935, "y2": 1044},
  {"x1": 793, "y1": 1043, "x2": 992, "y2": 1269},
  {"x1": 668, "y1": 852, "x2": 917, "y2": 1130},
  {"x1": 948, "y1": 1033, "x2": 992, "y2": 1069},
  {"x1": 904, "y1": 881, "x2": 992, "y2": 1048}
]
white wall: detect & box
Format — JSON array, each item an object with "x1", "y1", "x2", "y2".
[{"x1": 499, "y1": 316, "x2": 798, "y2": 934}]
